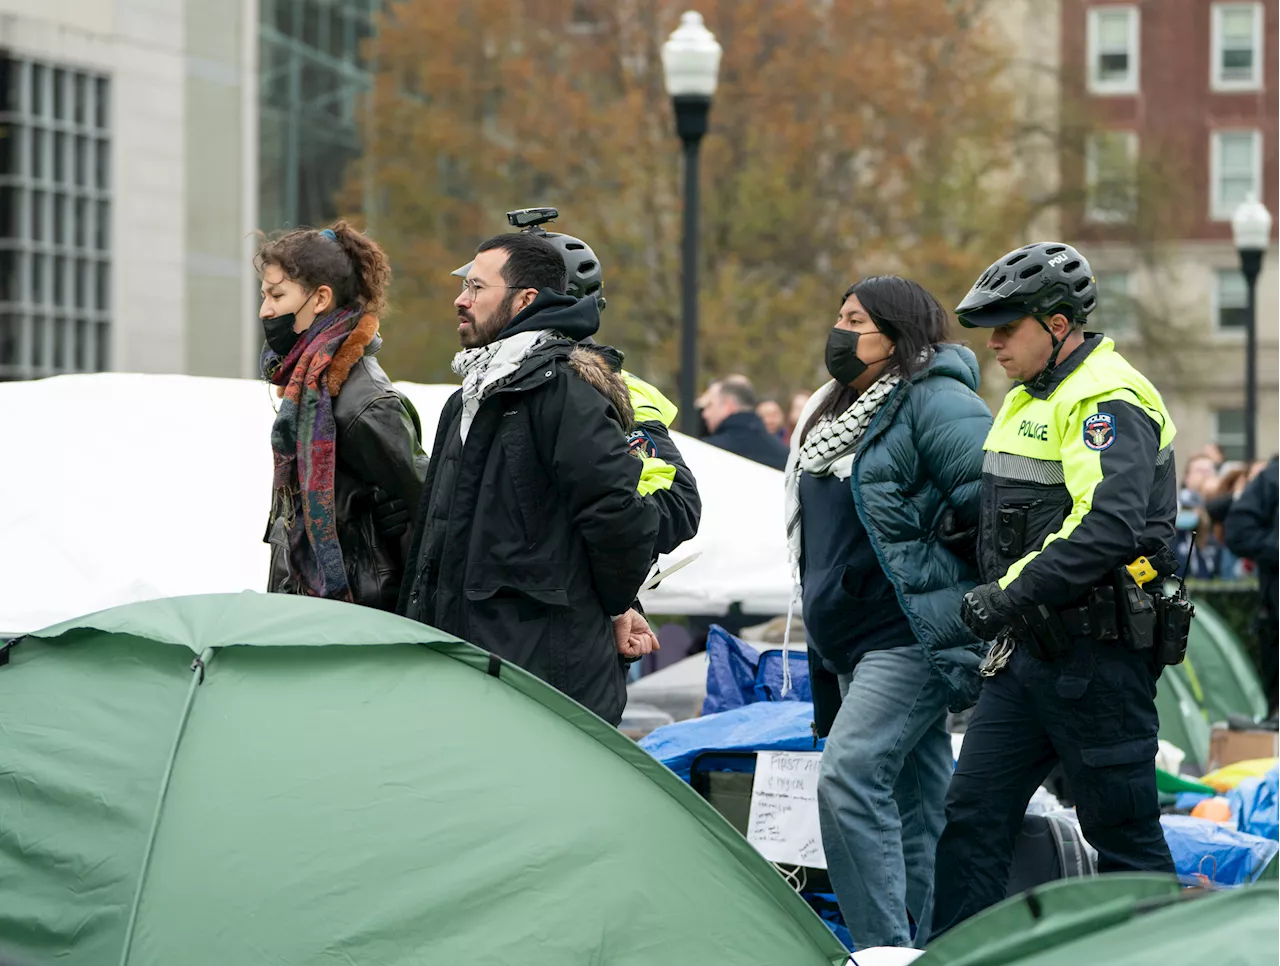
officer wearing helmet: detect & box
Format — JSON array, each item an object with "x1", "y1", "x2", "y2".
[
  {"x1": 931, "y1": 242, "x2": 1179, "y2": 934},
  {"x1": 449, "y1": 210, "x2": 702, "y2": 661}
]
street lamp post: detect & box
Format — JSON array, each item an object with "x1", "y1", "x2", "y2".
[
  {"x1": 1231, "y1": 194, "x2": 1273, "y2": 463},
  {"x1": 662, "y1": 11, "x2": 722, "y2": 435}
]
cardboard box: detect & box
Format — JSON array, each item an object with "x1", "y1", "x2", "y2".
[{"x1": 1209, "y1": 724, "x2": 1280, "y2": 770}]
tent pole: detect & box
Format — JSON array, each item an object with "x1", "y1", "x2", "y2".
[{"x1": 117, "y1": 647, "x2": 215, "y2": 966}]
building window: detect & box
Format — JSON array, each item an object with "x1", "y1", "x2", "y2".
[
  {"x1": 1212, "y1": 3, "x2": 1263, "y2": 91},
  {"x1": 1095, "y1": 271, "x2": 1135, "y2": 335},
  {"x1": 1213, "y1": 268, "x2": 1250, "y2": 331},
  {"x1": 1214, "y1": 408, "x2": 1248, "y2": 462},
  {"x1": 1087, "y1": 5, "x2": 1140, "y2": 95},
  {"x1": 0, "y1": 55, "x2": 111, "y2": 381},
  {"x1": 1086, "y1": 131, "x2": 1138, "y2": 222},
  {"x1": 1211, "y1": 130, "x2": 1261, "y2": 221}
]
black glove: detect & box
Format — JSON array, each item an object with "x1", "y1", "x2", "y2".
[
  {"x1": 371, "y1": 487, "x2": 411, "y2": 538},
  {"x1": 960, "y1": 581, "x2": 1018, "y2": 640},
  {"x1": 938, "y1": 507, "x2": 978, "y2": 564}
]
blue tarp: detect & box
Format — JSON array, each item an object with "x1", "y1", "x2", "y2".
[
  {"x1": 639, "y1": 701, "x2": 820, "y2": 782},
  {"x1": 702, "y1": 625, "x2": 809, "y2": 715},
  {"x1": 1160, "y1": 814, "x2": 1280, "y2": 886},
  {"x1": 1230, "y1": 766, "x2": 1280, "y2": 842}
]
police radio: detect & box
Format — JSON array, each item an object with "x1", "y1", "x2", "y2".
[{"x1": 1154, "y1": 534, "x2": 1196, "y2": 667}]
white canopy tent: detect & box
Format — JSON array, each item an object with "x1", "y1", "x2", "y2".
[{"x1": 0, "y1": 373, "x2": 792, "y2": 634}]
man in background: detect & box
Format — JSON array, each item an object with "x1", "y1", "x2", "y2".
[{"x1": 698, "y1": 378, "x2": 789, "y2": 470}]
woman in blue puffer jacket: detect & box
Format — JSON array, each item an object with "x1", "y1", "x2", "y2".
[{"x1": 784, "y1": 275, "x2": 992, "y2": 951}]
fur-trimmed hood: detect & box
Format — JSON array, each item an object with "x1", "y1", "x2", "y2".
[
  {"x1": 569, "y1": 345, "x2": 633, "y2": 429},
  {"x1": 327, "y1": 313, "x2": 380, "y2": 396}
]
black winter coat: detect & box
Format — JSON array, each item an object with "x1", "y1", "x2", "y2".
[
  {"x1": 267, "y1": 352, "x2": 428, "y2": 611},
  {"x1": 399, "y1": 292, "x2": 660, "y2": 724},
  {"x1": 1223, "y1": 460, "x2": 1280, "y2": 711},
  {"x1": 704, "y1": 411, "x2": 789, "y2": 470}
]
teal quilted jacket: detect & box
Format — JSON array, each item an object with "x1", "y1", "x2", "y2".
[{"x1": 848, "y1": 343, "x2": 993, "y2": 711}]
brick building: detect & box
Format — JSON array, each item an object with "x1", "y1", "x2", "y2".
[{"x1": 1059, "y1": 0, "x2": 1278, "y2": 462}]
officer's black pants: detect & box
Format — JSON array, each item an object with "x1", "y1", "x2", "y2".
[{"x1": 932, "y1": 637, "x2": 1175, "y2": 937}]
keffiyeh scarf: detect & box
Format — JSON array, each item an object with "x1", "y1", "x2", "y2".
[
  {"x1": 451, "y1": 329, "x2": 563, "y2": 442},
  {"x1": 265, "y1": 307, "x2": 379, "y2": 602},
  {"x1": 784, "y1": 372, "x2": 902, "y2": 576}
]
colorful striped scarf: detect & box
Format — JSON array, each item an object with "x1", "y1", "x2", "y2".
[{"x1": 263, "y1": 306, "x2": 377, "y2": 602}]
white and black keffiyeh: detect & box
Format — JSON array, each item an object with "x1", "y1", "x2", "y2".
[
  {"x1": 783, "y1": 372, "x2": 902, "y2": 578},
  {"x1": 797, "y1": 373, "x2": 901, "y2": 477},
  {"x1": 451, "y1": 329, "x2": 562, "y2": 442}
]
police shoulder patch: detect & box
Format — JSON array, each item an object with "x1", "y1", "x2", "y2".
[
  {"x1": 1083, "y1": 411, "x2": 1117, "y2": 451},
  {"x1": 627, "y1": 428, "x2": 657, "y2": 459}
]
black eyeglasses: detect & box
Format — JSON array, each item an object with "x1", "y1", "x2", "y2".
[{"x1": 459, "y1": 278, "x2": 521, "y2": 299}]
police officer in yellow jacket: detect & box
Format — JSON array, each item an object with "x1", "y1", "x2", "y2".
[{"x1": 932, "y1": 242, "x2": 1178, "y2": 935}]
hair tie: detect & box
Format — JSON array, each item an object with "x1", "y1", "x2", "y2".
[{"x1": 320, "y1": 228, "x2": 337, "y2": 241}]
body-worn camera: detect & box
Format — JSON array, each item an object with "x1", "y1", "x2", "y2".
[{"x1": 506, "y1": 207, "x2": 559, "y2": 229}]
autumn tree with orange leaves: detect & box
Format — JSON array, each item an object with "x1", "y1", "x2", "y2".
[{"x1": 346, "y1": 0, "x2": 1041, "y2": 402}]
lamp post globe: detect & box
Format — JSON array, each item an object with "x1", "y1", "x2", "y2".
[
  {"x1": 662, "y1": 10, "x2": 722, "y2": 102},
  {"x1": 1232, "y1": 194, "x2": 1273, "y2": 463},
  {"x1": 662, "y1": 11, "x2": 722, "y2": 435}
]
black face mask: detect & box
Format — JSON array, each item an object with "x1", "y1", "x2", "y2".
[
  {"x1": 261, "y1": 290, "x2": 317, "y2": 357},
  {"x1": 825, "y1": 327, "x2": 876, "y2": 386},
  {"x1": 262, "y1": 313, "x2": 301, "y2": 357}
]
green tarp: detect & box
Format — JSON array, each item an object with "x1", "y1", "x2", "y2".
[
  {"x1": 919, "y1": 874, "x2": 1279, "y2": 966},
  {"x1": 0, "y1": 594, "x2": 847, "y2": 966}
]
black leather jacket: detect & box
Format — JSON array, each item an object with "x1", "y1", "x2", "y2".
[{"x1": 267, "y1": 353, "x2": 428, "y2": 611}]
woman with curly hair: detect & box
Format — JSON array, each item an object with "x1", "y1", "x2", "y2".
[{"x1": 257, "y1": 221, "x2": 427, "y2": 610}]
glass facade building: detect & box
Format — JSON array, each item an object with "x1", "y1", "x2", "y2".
[{"x1": 258, "y1": 0, "x2": 378, "y2": 232}]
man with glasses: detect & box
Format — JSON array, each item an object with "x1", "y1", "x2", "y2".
[{"x1": 397, "y1": 231, "x2": 660, "y2": 725}]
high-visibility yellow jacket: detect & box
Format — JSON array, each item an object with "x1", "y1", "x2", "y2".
[
  {"x1": 980, "y1": 335, "x2": 1177, "y2": 607},
  {"x1": 623, "y1": 372, "x2": 701, "y2": 555}
]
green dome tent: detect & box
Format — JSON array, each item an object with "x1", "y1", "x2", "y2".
[
  {"x1": 1155, "y1": 597, "x2": 1269, "y2": 772},
  {"x1": 917, "y1": 875, "x2": 1278, "y2": 966},
  {"x1": 0, "y1": 594, "x2": 847, "y2": 966},
  {"x1": 1156, "y1": 662, "x2": 1213, "y2": 772},
  {"x1": 1182, "y1": 599, "x2": 1268, "y2": 724}
]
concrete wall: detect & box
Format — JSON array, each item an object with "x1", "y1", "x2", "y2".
[
  {"x1": 0, "y1": 0, "x2": 187, "y2": 373},
  {"x1": 184, "y1": 0, "x2": 258, "y2": 378},
  {"x1": 2, "y1": 0, "x2": 258, "y2": 378}
]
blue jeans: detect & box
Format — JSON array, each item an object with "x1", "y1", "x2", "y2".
[{"x1": 817, "y1": 644, "x2": 952, "y2": 950}]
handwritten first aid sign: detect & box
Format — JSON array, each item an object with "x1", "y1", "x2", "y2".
[{"x1": 746, "y1": 751, "x2": 827, "y2": 869}]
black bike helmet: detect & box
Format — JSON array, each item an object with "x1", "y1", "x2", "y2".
[
  {"x1": 451, "y1": 220, "x2": 606, "y2": 310},
  {"x1": 956, "y1": 242, "x2": 1097, "y2": 329},
  {"x1": 539, "y1": 230, "x2": 605, "y2": 309}
]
